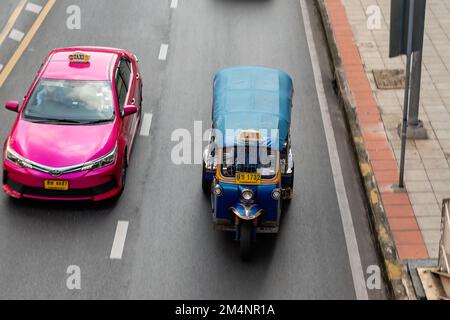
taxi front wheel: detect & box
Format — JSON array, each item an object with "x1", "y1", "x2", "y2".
[
  {"x1": 119, "y1": 154, "x2": 128, "y2": 194},
  {"x1": 108, "y1": 154, "x2": 127, "y2": 203}
]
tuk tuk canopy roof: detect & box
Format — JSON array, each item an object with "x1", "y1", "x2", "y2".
[{"x1": 213, "y1": 66, "x2": 293, "y2": 150}]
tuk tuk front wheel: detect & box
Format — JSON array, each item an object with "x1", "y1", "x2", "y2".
[{"x1": 239, "y1": 221, "x2": 253, "y2": 260}]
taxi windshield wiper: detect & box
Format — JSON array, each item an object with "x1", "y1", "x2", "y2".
[
  {"x1": 26, "y1": 117, "x2": 85, "y2": 124},
  {"x1": 84, "y1": 119, "x2": 114, "y2": 125}
]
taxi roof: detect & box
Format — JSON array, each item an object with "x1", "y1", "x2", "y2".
[{"x1": 42, "y1": 48, "x2": 120, "y2": 81}]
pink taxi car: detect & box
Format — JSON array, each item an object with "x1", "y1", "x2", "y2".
[{"x1": 2, "y1": 47, "x2": 142, "y2": 201}]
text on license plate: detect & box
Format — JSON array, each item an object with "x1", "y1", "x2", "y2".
[
  {"x1": 44, "y1": 180, "x2": 69, "y2": 191},
  {"x1": 235, "y1": 173, "x2": 262, "y2": 185}
]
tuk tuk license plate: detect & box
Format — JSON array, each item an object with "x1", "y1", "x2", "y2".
[
  {"x1": 236, "y1": 173, "x2": 262, "y2": 185},
  {"x1": 44, "y1": 180, "x2": 69, "y2": 191}
]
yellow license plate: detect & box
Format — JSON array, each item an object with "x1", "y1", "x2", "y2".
[
  {"x1": 44, "y1": 180, "x2": 69, "y2": 191},
  {"x1": 235, "y1": 173, "x2": 262, "y2": 185}
]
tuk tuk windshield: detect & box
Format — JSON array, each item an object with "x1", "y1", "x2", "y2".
[{"x1": 221, "y1": 146, "x2": 278, "y2": 179}]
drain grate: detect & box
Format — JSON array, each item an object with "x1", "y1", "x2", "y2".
[{"x1": 373, "y1": 69, "x2": 405, "y2": 90}]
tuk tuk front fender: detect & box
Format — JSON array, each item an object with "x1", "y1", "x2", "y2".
[{"x1": 229, "y1": 203, "x2": 264, "y2": 221}]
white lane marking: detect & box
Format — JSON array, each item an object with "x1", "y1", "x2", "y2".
[
  {"x1": 140, "y1": 113, "x2": 153, "y2": 136},
  {"x1": 171, "y1": 0, "x2": 178, "y2": 9},
  {"x1": 0, "y1": 64, "x2": 3, "y2": 72},
  {"x1": 158, "y1": 44, "x2": 169, "y2": 61},
  {"x1": 110, "y1": 221, "x2": 129, "y2": 260},
  {"x1": 299, "y1": 0, "x2": 369, "y2": 300},
  {"x1": 8, "y1": 28, "x2": 24, "y2": 42},
  {"x1": 25, "y1": 2, "x2": 43, "y2": 14}
]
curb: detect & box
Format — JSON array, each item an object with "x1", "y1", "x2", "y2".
[{"x1": 315, "y1": 0, "x2": 411, "y2": 300}]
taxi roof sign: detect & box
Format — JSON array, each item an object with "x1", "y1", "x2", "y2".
[{"x1": 69, "y1": 51, "x2": 90, "y2": 63}]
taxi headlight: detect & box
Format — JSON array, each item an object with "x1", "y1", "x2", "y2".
[
  {"x1": 271, "y1": 189, "x2": 281, "y2": 200},
  {"x1": 241, "y1": 189, "x2": 254, "y2": 201},
  {"x1": 4, "y1": 140, "x2": 32, "y2": 169},
  {"x1": 82, "y1": 146, "x2": 117, "y2": 171}
]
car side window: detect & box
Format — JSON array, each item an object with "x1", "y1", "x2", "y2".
[
  {"x1": 119, "y1": 59, "x2": 132, "y2": 89},
  {"x1": 115, "y1": 74, "x2": 127, "y2": 113},
  {"x1": 115, "y1": 60, "x2": 131, "y2": 114}
]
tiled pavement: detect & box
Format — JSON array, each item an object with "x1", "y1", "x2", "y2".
[
  {"x1": 327, "y1": 0, "x2": 450, "y2": 259},
  {"x1": 338, "y1": 0, "x2": 450, "y2": 258}
]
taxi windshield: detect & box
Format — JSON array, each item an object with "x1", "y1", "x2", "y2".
[
  {"x1": 221, "y1": 146, "x2": 278, "y2": 179},
  {"x1": 23, "y1": 79, "x2": 115, "y2": 124}
]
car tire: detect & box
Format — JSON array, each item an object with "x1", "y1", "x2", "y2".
[{"x1": 119, "y1": 152, "x2": 128, "y2": 195}]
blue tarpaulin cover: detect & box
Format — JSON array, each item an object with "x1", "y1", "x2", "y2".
[{"x1": 213, "y1": 66, "x2": 293, "y2": 150}]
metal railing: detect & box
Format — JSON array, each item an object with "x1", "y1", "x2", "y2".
[
  {"x1": 439, "y1": 199, "x2": 450, "y2": 274},
  {"x1": 417, "y1": 199, "x2": 450, "y2": 299}
]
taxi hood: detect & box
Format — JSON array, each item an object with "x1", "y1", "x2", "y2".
[{"x1": 9, "y1": 119, "x2": 119, "y2": 168}]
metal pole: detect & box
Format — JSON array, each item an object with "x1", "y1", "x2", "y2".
[
  {"x1": 399, "y1": 0, "x2": 415, "y2": 189},
  {"x1": 409, "y1": 49, "x2": 423, "y2": 127}
]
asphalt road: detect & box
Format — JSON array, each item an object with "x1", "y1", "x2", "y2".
[
  {"x1": 0, "y1": 1, "x2": 18, "y2": 29},
  {"x1": 0, "y1": 0, "x2": 388, "y2": 299}
]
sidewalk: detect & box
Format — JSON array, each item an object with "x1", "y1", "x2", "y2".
[
  {"x1": 322, "y1": 0, "x2": 450, "y2": 262},
  {"x1": 341, "y1": 0, "x2": 450, "y2": 259}
]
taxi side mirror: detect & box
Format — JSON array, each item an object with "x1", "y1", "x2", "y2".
[
  {"x1": 123, "y1": 105, "x2": 138, "y2": 117},
  {"x1": 5, "y1": 101, "x2": 19, "y2": 113}
]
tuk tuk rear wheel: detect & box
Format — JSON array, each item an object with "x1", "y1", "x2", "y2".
[
  {"x1": 201, "y1": 164, "x2": 211, "y2": 194},
  {"x1": 283, "y1": 167, "x2": 295, "y2": 202},
  {"x1": 240, "y1": 221, "x2": 253, "y2": 260}
]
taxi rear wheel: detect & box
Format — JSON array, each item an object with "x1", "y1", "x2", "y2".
[{"x1": 239, "y1": 221, "x2": 253, "y2": 261}]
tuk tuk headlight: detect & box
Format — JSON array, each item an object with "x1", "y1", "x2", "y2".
[
  {"x1": 271, "y1": 189, "x2": 281, "y2": 200},
  {"x1": 214, "y1": 184, "x2": 223, "y2": 197},
  {"x1": 241, "y1": 189, "x2": 254, "y2": 201}
]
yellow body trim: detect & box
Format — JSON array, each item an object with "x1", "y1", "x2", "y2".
[{"x1": 215, "y1": 149, "x2": 281, "y2": 185}]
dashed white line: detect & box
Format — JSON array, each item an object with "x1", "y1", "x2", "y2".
[
  {"x1": 158, "y1": 44, "x2": 169, "y2": 61},
  {"x1": 0, "y1": 0, "x2": 27, "y2": 47},
  {"x1": 9, "y1": 28, "x2": 24, "y2": 42},
  {"x1": 110, "y1": 221, "x2": 129, "y2": 260},
  {"x1": 0, "y1": 64, "x2": 3, "y2": 72},
  {"x1": 299, "y1": 0, "x2": 369, "y2": 300},
  {"x1": 171, "y1": 0, "x2": 178, "y2": 9},
  {"x1": 140, "y1": 113, "x2": 153, "y2": 136},
  {"x1": 25, "y1": 2, "x2": 43, "y2": 14}
]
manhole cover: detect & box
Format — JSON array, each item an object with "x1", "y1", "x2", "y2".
[{"x1": 373, "y1": 69, "x2": 405, "y2": 89}]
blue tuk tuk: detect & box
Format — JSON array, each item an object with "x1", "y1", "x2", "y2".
[{"x1": 202, "y1": 66, "x2": 294, "y2": 259}]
